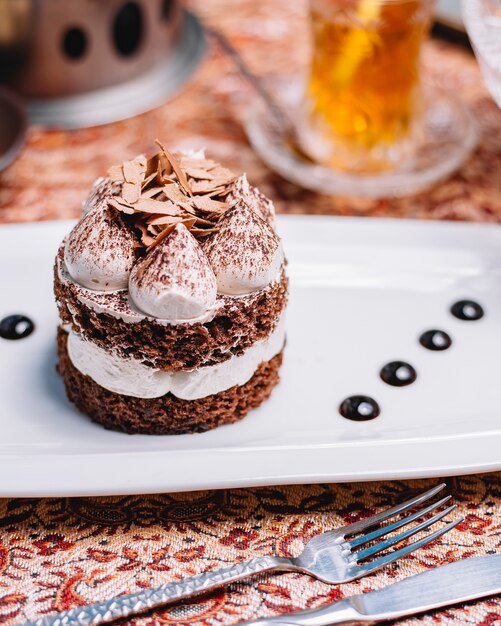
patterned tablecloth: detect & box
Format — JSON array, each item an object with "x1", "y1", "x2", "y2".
[{"x1": 1, "y1": 0, "x2": 501, "y2": 624}]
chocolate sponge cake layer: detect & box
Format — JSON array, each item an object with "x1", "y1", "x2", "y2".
[
  {"x1": 55, "y1": 251, "x2": 288, "y2": 371},
  {"x1": 57, "y1": 329, "x2": 283, "y2": 435}
]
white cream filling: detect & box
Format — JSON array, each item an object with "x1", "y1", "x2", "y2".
[
  {"x1": 66, "y1": 315, "x2": 285, "y2": 400},
  {"x1": 79, "y1": 290, "x2": 221, "y2": 326},
  {"x1": 58, "y1": 255, "x2": 282, "y2": 326}
]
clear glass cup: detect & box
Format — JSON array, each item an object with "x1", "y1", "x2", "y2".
[
  {"x1": 297, "y1": 0, "x2": 436, "y2": 173},
  {"x1": 462, "y1": 0, "x2": 501, "y2": 108}
]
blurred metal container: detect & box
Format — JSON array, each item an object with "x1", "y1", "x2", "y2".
[{"x1": 0, "y1": 0, "x2": 205, "y2": 127}]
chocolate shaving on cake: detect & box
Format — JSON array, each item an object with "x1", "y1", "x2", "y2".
[
  {"x1": 105, "y1": 142, "x2": 236, "y2": 250},
  {"x1": 155, "y1": 140, "x2": 193, "y2": 197}
]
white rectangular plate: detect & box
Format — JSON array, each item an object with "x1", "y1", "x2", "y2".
[{"x1": 1, "y1": 216, "x2": 501, "y2": 497}]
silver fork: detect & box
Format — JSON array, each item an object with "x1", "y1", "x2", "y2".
[{"x1": 23, "y1": 484, "x2": 460, "y2": 626}]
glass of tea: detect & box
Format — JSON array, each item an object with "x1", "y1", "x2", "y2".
[
  {"x1": 297, "y1": 0, "x2": 436, "y2": 173},
  {"x1": 246, "y1": 0, "x2": 477, "y2": 196}
]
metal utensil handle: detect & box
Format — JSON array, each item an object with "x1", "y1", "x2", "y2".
[{"x1": 24, "y1": 555, "x2": 290, "y2": 626}]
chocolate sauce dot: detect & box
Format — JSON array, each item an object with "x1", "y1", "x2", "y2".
[
  {"x1": 419, "y1": 329, "x2": 452, "y2": 351},
  {"x1": 450, "y1": 300, "x2": 484, "y2": 321},
  {"x1": 339, "y1": 395, "x2": 380, "y2": 421},
  {"x1": 0, "y1": 314, "x2": 35, "y2": 340},
  {"x1": 380, "y1": 361, "x2": 417, "y2": 387}
]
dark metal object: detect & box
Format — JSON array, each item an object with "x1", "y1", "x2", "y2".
[
  {"x1": 0, "y1": 0, "x2": 183, "y2": 98},
  {"x1": 26, "y1": 11, "x2": 205, "y2": 128},
  {"x1": 0, "y1": 1, "x2": 206, "y2": 128}
]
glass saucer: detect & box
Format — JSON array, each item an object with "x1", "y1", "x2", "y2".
[{"x1": 246, "y1": 85, "x2": 478, "y2": 198}]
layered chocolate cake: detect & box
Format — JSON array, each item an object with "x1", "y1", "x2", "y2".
[{"x1": 54, "y1": 143, "x2": 288, "y2": 434}]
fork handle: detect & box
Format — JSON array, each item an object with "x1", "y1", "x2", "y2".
[{"x1": 23, "y1": 555, "x2": 292, "y2": 626}]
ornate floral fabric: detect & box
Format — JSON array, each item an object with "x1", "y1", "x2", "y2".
[
  {"x1": 0, "y1": 477, "x2": 500, "y2": 625},
  {"x1": 1, "y1": 0, "x2": 501, "y2": 624}
]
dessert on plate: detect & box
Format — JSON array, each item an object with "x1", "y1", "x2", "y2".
[{"x1": 54, "y1": 142, "x2": 288, "y2": 434}]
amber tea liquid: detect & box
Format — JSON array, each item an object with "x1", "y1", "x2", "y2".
[{"x1": 301, "y1": 0, "x2": 435, "y2": 172}]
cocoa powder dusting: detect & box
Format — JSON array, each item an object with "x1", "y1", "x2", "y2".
[{"x1": 203, "y1": 204, "x2": 280, "y2": 279}]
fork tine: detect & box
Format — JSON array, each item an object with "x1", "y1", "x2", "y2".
[
  {"x1": 355, "y1": 504, "x2": 457, "y2": 561},
  {"x1": 339, "y1": 483, "x2": 447, "y2": 537},
  {"x1": 352, "y1": 517, "x2": 463, "y2": 579},
  {"x1": 348, "y1": 495, "x2": 452, "y2": 549}
]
